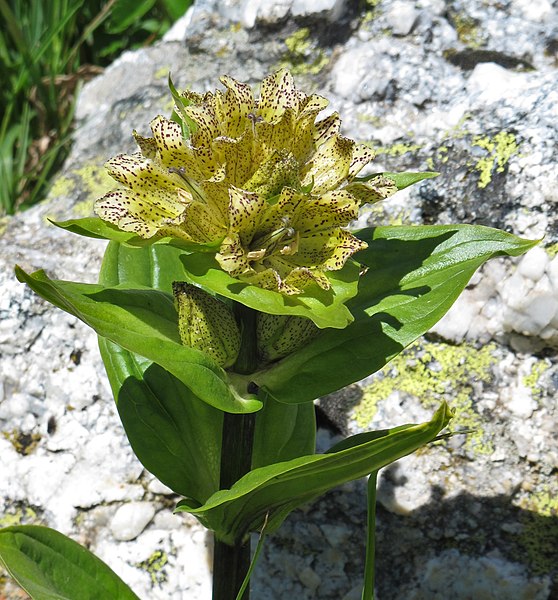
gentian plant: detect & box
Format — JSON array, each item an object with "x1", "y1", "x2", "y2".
[{"x1": 2, "y1": 70, "x2": 536, "y2": 599}]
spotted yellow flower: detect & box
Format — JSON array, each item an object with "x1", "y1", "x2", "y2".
[{"x1": 95, "y1": 69, "x2": 397, "y2": 294}]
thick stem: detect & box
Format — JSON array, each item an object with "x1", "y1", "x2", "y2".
[{"x1": 212, "y1": 304, "x2": 258, "y2": 600}]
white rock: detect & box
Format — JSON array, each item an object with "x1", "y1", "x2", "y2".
[
  {"x1": 386, "y1": 1, "x2": 419, "y2": 36},
  {"x1": 110, "y1": 502, "x2": 156, "y2": 541},
  {"x1": 516, "y1": 247, "x2": 548, "y2": 281},
  {"x1": 291, "y1": 0, "x2": 345, "y2": 20},
  {"x1": 513, "y1": 0, "x2": 554, "y2": 22},
  {"x1": 467, "y1": 63, "x2": 531, "y2": 105}
]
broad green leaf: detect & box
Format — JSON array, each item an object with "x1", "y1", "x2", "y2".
[
  {"x1": 253, "y1": 224, "x2": 538, "y2": 404},
  {"x1": 50, "y1": 217, "x2": 220, "y2": 252},
  {"x1": 0, "y1": 525, "x2": 139, "y2": 600},
  {"x1": 177, "y1": 403, "x2": 451, "y2": 545},
  {"x1": 15, "y1": 262, "x2": 261, "y2": 414},
  {"x1": 251, "y1": 392, "x2": 316, "y2": 469},
  {"x1": 355, "y1": 171, "x2": 439, "y2": 189},
  {"x1": 97, "y1": 242, "x2": 224, "y2": 502},
  {"x1": 180, "y1": 253, "x2": 360, "y2": 329},
  {"x1": 99, "y1": 338, "x2": 222, "y2": 503}
]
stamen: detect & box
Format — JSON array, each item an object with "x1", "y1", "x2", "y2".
[
  {"x1": 169, "y1": 166, "x2": 204, "y2": 201},
  {"x1": 247, "y1": 112, "x2": 263, "y2": 137}
]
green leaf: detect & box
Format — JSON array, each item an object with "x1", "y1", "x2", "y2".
[
  {"x1": 99, "y1": 338, "x2": 223, "y2": 503},
  {"x1": 50, "y1": 217, "x2": 221, "y2": 252},
  {"x1": 180, "y1": 253, "x2": 360, "y2": 329},
  {"x1": 15, "y1": 251, "x2": 261, "y2": 414},
  {"x1": 0, "y1": 525, "x2": 139, "y2": 600},
  {"x1": 96, "y1": 242, "x2": 225, "y2": 502},
  {"x1": 355, "y1": 171, "x2": 439, "y2": 189},
  {"x1": 106, "y1": 0, "x2": 156, "y2": 34},
  {"x1": 254, "y1": 224, "x2": 538, "y2": 404},
  {"x1": 177, "y1": 403, "x2": 451, "y2": 545},
  {"x1": 251, "y1": 393, "x2": 316, "y2": 469}
]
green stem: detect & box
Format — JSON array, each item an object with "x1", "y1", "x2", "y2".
[
  {"x1": 362, "y1": 471, "x2": 378, "y2": 600},
  {"x1": 212, "y1": 303, "x2": 258, "y2": 600}
]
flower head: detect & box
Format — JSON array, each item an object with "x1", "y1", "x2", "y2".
[{"x1": 95, "y1": 69, "x2": 396, "y2": 294}]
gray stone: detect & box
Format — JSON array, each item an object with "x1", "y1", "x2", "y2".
[{"x1": 1, "y1": 0, "x2": 557, "y2": 598}]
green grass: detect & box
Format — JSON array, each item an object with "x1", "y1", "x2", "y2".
[{"x1": 0, "y1": 0, "x2": 193, "y2": 216}]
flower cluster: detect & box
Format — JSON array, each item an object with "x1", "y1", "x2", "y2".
[{"x1": 95, "y1": 69, "x2": 396, "y2": 294}]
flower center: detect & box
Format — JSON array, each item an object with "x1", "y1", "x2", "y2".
[{"x1": 248, "y1": 216, "x2": 299, "y2": 262}]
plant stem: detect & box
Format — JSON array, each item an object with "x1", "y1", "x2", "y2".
[
  {"x1": 362, "y1": 471, "x2": 378, "y2": 600},
  {"x1": 212, "y1": 304, "x2": 258, "y2": 600}
]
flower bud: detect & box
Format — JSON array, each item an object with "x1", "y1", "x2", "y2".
[
  {"x1": 173, "y1": 282, "x2": 241, "y2": 368},
  {"x1": 256, "y1": 312, "x2": 319, "y2": 363}
]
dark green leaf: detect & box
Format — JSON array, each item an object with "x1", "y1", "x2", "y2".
[
  {"x1": 254, "y1": 224, "x2": 538, "y2": 404},
  {"x1": 0, "y1": 525, "x2": 139, "y2": 600},
  {"x1": 97, "y1": 242, "x2": 225, "y2": 501},
  {"x1": 180, "y1": 253, "x2": 360, "y2": 329},
  {"x1": 251, "y1": 393, "x2": 316, "y2": 469},
  {"x1": 177, "y1": 403, "x2": 451, "y2": 545},
  {"x1": 106, "y1": 0, "x2": 156, "y2": 34},
  {"x1": 15, "y1": 261, "x2": 261, "y2": 414},
  {"x1": 99, "y1": 338, "x2": 223, "y2": 503},
  {"x1": 50, "y1": 217, "x2": 221, "y2": 252}
]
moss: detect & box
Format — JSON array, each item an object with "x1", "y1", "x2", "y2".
[
  {"x1": 472, "y1": 131, "x2": 519, "y2": 189},
  {"x1": 522, "y1": 359, "x2": 549, "y2": 402},
  {"x1": 277, "y1": 28, "x2": 329, "y2": 75},
  {"x1": 516, "y1": 487, "x2": 558, "y2": 574},
  {"x1": 135, "y1": 549, "x2": 169, "y2": 586},
  {"x1": 353, "y1": 339, "x2": 498, "y2": 454},
  {"x1": 2, "y1": 429, "x2": 42, "y2": 455}
]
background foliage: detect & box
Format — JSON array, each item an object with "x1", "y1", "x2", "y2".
[{"x1": 0, "y1": 0, "x2": 192, "y2": 215}]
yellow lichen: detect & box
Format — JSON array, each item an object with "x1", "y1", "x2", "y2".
[
  {"x1": 154, "y1": 67, "x2": 170, "y2": 80},
  {"x1": 0, "y1": 506, "x2": 39, "y2": 528},
  {"x1": 2, "y1": 429, "x2": 42, "y2": 455},
  {"x1": 277, "y1": 28, "x2": 329, "y2": 75},
  {"x1": 353, "y1": 339, "x2": 498, "y2": 454},
  {"x1": 136, "y1": 550, "x2": 169, "y2": 585},
  {"x1": 522, "y1": 359, "x2": 549, "y2": 402},
  {"x1": 517, "y1": 487, "x2": 558, "y2": 574},
  {"x1": 472, "y1": 132, "x2": 519, "y2": 189},
  {"x1": 49, "y1": 163, "x2": 115, "y2": 214},
  {"x1": 451, "y1": 13, "x2": 484, "y2": 48}
]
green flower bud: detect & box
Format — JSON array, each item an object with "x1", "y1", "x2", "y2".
[
  {"x1": 256, "y1": 312, "x2": 319, "y2": 364},
  {"x1": 173, "y1": 282, "x2": 241, "y2": 368}
]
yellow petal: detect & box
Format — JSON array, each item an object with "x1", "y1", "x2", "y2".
[
  {"x1": 240, "y1": 267, "x2": 282, "y2": 291},
  {"x1": 243, "y1": 150, "x2": 299, "y2": 198},
  {"x1": 256, "y1": 187, "x2": 304, "y2": 236},
  {"x1": 105, "y1": 154, "x2": 184, "y2": 192},
  {"x1": 313, "y1": 112, "x2": 341, "y2": 147},
  {"x1": 94, "y1": 188, "x2": 189, "y2": 239},
  {"x1": 217, "y1": 75, "x2": 255, "y2": 138},
  {"x1": 181, "y1": 199, "x2": 227, "y2": 242},
  {"x1": 283, "y1": 265, "x2": 331, "y2": 292},
  {"x1": 150, "y1": 116, "x2": 204, "y2": 180},
  {"x1": 294, "y1": 190, "x2": 360, "y2": 235},
  {"x1": 216, "y1": 233, "x2": 251, "y2": 276},
  {"x1": 257, "y1": 69, "x2": 299, "y2": 123},
  {"x1": 256, "y1": 107, "x2": 297, "y2": 158},
  {"x1": 348, "y1": 144, "x2": 376, "y2": 180},
  {"x1": 132, "y1": 130, "x2": 158, "y2": 158},
  {"x1": 228, "y1": 187, "x2": 266, "y2": 244},
  {"x1": 293, "y1": 229, "x2": 366, "y2": 270},
  {"x1": 292, "y1": 95, "x2": 330, "y2": 163},
  {"x1": 213, "y1": 130, "x2": 256, "y2": 187},
  {"x1": 343, "y1": 176, "x2": 398, "y2": 205},
  {"x1": 300, "y1": 134, "x2": 354, "y2": 194}
]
